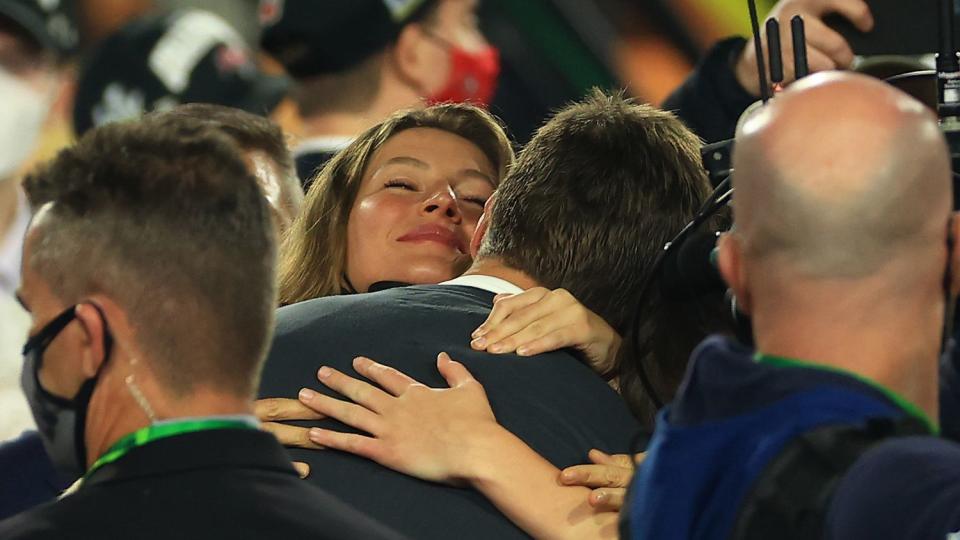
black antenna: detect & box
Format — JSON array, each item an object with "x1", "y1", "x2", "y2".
[
  {"x1": 748, "y1": 0, "x2": 770, "y2": 102},
  {"x1": 791, "y1": 15, "x2": 809, "y2": 79},
  {"x1": 766, "y1": 18, "x2": 784, "y2": 90}
]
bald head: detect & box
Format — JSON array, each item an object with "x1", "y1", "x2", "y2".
[{"x1": 733, "y1": 72, "x2": 951, "y2": 278}]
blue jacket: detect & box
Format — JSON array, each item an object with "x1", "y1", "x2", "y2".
[{"x1": 625, "y1": 336, "x2": 959, "y2": 540}]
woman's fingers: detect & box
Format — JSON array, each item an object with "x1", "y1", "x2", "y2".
[
  {"x1": 589, "y1": 488, "x2": 626, "y2": 512},
  {"x1": 300, "y1": 381, "x2": 383, "y2": 435},
  {"x1": 352, "y1": 356, "x2": 419, "y2": 397},
  {"x1": 260, "y1": 421, "x2": 324, "y2": 450},
  {"x1": 472, "y1": 287, "x2": 551, "y2": 345},
  {"x1": 255, "y1": 397, "x2": 326, "y2": 422}
]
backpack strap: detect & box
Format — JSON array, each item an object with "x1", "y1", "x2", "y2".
[{"x1": 731, "y1": 416, "x2": 929, "y2": 540}]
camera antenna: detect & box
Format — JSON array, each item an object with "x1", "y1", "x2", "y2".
[
  {"x1": 791, "y1": 15, "x2": 809, "y2": 79},
  {"x1": 767, "y1": 18, "x2": 784, "y2": 92},
  {"x1": 748, "y1": 0, "x2": 771, "y2": 102}
]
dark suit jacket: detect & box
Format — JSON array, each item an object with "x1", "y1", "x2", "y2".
[
  {"x1": 0, "y1": 431, "x2": 70, "y2": 521},
  {"x1": 0, "y1": 428, "x2": 404, "y2": 540},
  {"x1": 259, "y1": 284, "x2": 642, "y2": 539}
]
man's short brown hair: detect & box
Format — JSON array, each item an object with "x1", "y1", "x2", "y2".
[
  {"x1": 480, "y1": 90, "x2": 712, "y2": 333},
  {"x1": 23, "y1": 118, "x2": 277, "y2": 398}
]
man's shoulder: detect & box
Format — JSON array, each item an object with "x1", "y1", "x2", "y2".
[
  {"x1": 276, "y1": 285, "x2": 493, "y2": 329},
  {"x1": 827, "y1": 436, "x2": 960, "y2": 540}
]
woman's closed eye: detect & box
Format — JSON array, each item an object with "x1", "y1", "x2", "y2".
[
  {"x1": 461, "y1": 196, "x2": 487, "y2": 207},
  {"x1": 384, "y1": 179, "x2": 417, "y2": 191}
]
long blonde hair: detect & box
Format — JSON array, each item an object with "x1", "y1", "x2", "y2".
[{"x1": 278, "y1": 103, "x2": 514, "y2": 305}]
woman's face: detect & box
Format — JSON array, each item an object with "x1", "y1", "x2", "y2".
[{"x1": 345, "y1": 127, "x2": 496, "y2": 292}]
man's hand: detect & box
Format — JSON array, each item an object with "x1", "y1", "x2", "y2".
[
  {"x1": 559, "y1": 450, "x2": 645, "y2": 512},
  {"x1": 736, "y1": 0, "x2": 874, "y2": 96},
  {"x1": 299, "y1": 353, "x2": 500, "y2": 485},
  {"x1": 254, "y1": 397, "x2": 326, "y2": 478},
  {"x1": 470, "y1": 287, "x2": 622, "y2": 377}
]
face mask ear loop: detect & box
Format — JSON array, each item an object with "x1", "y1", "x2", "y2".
[{"x1": 73, "y1": 303, "x2": 114, "y2": 470}]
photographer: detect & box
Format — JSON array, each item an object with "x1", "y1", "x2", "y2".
[{"x1": 626, "y1": 72, "x2": 960, "y2": 540}]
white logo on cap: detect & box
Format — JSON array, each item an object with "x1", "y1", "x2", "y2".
[
  {"x1": 92, "y1": 83, "x2": 146, "y2": 127},
  {"x1": 149, "y1": 10, "x2": 246, "y2": 94},
  {"x1": 382, "y1": 0, "x2": 427, "y2": 22}
]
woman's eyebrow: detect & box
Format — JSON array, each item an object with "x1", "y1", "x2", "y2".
[{"x1": 380, "y1": 156, "x2": 430, "y2": 170}]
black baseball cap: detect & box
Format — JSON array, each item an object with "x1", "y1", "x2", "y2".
[
  {"x1": 259, "y1": 0, "x2": 436, "y2": 78},
  {"x1": 73, "y1": 9, "x2": 290, "y2": 136},
  {"x1": 0, "y1": 0, "x2": 78, "y2": 57}
]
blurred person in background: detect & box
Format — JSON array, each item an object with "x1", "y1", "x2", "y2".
[
  {"x1": 154, "y1": 103, "x2": 303, "y2": 233},
  {"x1": 626, "y1": 72, "x2": 960, "y2": 540},
  {"x1": 259, "y1": 0, "x2": 499, "y2": 187},
  {"x1": 0, "y1": 0, "x2": 77, "y2": 441},
  {"x1": 666, "y1": 0, "x2": 873, "y2": 142},
  {"x1": 72, "y1": 8, "x2": 289, "y2": 138},
  {"x1": 0, "y1": 117, "x2": 402, "y2": 540}
]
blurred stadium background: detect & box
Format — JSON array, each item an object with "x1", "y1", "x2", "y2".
[{"x1": 36, "y1": 0, "x2": 777, "y2": 155}]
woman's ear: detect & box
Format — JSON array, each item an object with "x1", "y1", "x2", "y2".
[{"x1": 390, "y1": 23, "x2": 433, "y2": 94}]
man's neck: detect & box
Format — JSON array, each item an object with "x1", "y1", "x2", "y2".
[
  {"x1": 751, "y1": 287, "x2": 941, "y2": 421},
  {"x1": 298, "y1": 81, "x2": 423, "y2": 142},
  {"x1": 461, "y1": 258, "x2": 542, "y2": 291},
  {"x1": 86, "y1": 382, "x2": 253, "y2": 468}
]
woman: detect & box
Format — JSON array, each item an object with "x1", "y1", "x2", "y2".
[{"x1": 278, "y1": 103, "x2": 512, "y2": 303}]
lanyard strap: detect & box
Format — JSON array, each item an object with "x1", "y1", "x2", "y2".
[{"x1": 84, "y1": 419, "x2": 257, "y2": 480}]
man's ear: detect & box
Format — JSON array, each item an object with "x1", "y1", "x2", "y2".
[
  {"x1": 74, "y1": 302, "x2": 108, "y2": 378},
  {"x1": 390, "y1": 23, "x2": 432, "y2": 94},
  {"x1": 950, "y1": 212, "x2": 960, "y2": 297},
  {"x1": 470, "y1": 193, "x2": 497, "y2": 259},
  {"x1": 717, "y1": 232, "x2": 752, "y2": 315}
]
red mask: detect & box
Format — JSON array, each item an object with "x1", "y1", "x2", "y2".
[{"x1": 427, "y1": 42, "x2": 500, "y2": 107}]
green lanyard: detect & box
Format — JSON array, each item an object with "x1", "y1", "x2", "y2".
[
  {"x1": 755, "y1": 353, "x2": 938, "y2": 434},
  {"x1": 84, "y1": 419, "x2": 257, "y2": 480}
]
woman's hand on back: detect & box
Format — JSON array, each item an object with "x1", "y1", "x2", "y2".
[{"x1": 470, "y1": 287, "x2": 621, "y2": 376}]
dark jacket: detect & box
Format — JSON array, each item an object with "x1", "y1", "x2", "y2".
[
  {"x1": 259, "y1": 284, "x2": 642, "y2": 540},
  {"x1": 662, "y1": 37, "x2": 757, "y2": 144},
  {"x1": 0, "y1": 427, "x2": 404, "y2": 540},
  {"x1": 624, "y1": 336, "x2": 960, "y2": 540},
  {"x1": 0, "y1": 432, "x2": 70, "y2": 521},
  {"x1": 294, "y1": 149, "x2": 337, "y2": 190}
]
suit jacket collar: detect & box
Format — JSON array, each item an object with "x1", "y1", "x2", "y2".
[{"x1": 82, "y1": 428, "x2": 297, "y2": 488}]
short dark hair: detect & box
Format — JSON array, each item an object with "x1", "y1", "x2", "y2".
[
  {"x1": 478, "y1": 90, "x2": 727, "y2": 421},
  {"x1": 480, "y1": 90, "x2": 711, "y2": 332},
  {"x1": 23, "y1": 118, "x2": 277, "y2": 398}
]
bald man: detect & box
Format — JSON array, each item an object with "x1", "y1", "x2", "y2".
[{"x1": 623, "y1": 72, "x2": 960, "y2": 540}]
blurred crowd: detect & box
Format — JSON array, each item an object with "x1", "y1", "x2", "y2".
[{"x1": 0, "y1": 1, "x2": 959, "y2": 539}]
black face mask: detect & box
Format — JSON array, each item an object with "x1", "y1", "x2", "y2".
[{"x1": 20, "y1": 305, "x2": 112, "y2": 481}]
